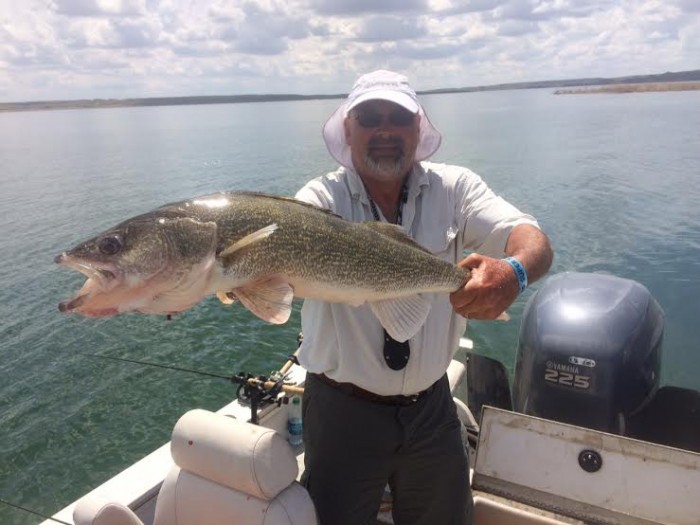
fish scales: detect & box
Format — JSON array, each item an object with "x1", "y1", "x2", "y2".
[
  {"x1": 55, "y1": 191, "x2": 470, "y2": 341},
  {"x1": 159, "y1": 192, "x2": 464, "y2": 294}
]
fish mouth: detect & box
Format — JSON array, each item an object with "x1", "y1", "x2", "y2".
[
  {"x1": 54, "y1": 252, "x2": 119, "y2": 288},
  {"x1": 55, "y1": 252, "x2": 120, "y2": 314}
]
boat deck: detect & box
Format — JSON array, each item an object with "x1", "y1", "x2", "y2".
[{"x1": 42, "y1": 359, "x2": 700, "y2": 525}]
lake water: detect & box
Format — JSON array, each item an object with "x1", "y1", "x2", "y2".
[{"x1": 1, "y1": 88, "x2": 699, "y2": 523}]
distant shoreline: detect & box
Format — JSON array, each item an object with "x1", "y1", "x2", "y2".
[
  {"x1": 2, "y1": 69, "x2": 699, "y2": 113},
  {"x1": 0, "y1": 93, "x2": 346, "y2": 114},
  {"x1": 554, "y1": 81, "x2": 700, "y2": 94}
]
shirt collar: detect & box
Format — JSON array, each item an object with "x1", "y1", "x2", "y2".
[{"x1": 345, "y1": 162, "x2": 430, "y2": 204}]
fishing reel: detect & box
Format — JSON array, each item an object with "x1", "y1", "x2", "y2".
[
  {"x1": 231, "y1": 370, "x2": 297, "y2": 424},
  {"x1": 233, "y1": 373, "x2": 283, "y2": 403},
  {"x1": 82, "y1": 342, "x2": 304, "y2": 426}
]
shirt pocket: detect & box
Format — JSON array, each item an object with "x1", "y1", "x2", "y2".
[{"x1": 416, "y1": 221, "x2": 460, "y2": 263}]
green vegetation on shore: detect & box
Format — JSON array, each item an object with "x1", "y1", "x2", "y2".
[
  {"x1": 2, "y1": 69, "x2": 699, "y2": 113},
  {"x1": 0, "y1": 93, "x2": 344, "y2": 113}
]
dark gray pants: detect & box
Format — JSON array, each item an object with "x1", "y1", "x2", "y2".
[{"x1": 301, "y1": 373, "x2": 473, "y2": 525}]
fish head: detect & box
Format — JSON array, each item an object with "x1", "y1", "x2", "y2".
[{"x1": 55, "y1": 216, "x2": 218, "y2": 317}]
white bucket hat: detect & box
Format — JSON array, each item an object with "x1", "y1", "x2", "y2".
[{"x1": 322, "y1": 70, "x2": 442, "y2": 169}]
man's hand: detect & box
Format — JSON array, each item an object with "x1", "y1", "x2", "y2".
[
  {"x1": 450, "y1": 253, "x2": 520, "y2": 320},
  {"x1": 451, "y1": 224, "x2": 553, "y2": 320}
]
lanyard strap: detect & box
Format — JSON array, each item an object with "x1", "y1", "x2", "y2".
[
  {"x1": 365, "y1": 180, "x2": 412, "y2": 369},
  {"x1": 367, "y1": 181, "x2": 409, "y2": 226}
]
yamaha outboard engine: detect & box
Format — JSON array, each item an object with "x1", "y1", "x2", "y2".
[{"x1": 512, "y1": 272, "x2": 663, "y2": 435}]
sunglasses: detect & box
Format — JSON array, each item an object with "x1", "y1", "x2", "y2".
[
  {"x1": 354, "y1": 110, "x2": 416, "y2": 129},
  {"x1": 383, "y1": 329, "x2": 410, "y2": 370}
]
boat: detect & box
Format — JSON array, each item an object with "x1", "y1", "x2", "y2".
[{"x1": 39, "y1": 272, "x2": 700, "y2": 525}]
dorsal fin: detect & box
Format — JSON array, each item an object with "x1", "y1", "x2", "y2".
[
  {"x1": 362, "y1": 222, "x2": 432, "y2": 254},
  {"x1": 235, "y1": 191, "x2": 344, "y2": 219}
]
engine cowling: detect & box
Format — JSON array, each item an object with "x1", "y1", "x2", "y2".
[{"x1": 512, "y1": 272, "x2": 663, "y2": 434}]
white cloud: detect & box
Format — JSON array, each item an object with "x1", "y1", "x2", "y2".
[
  {"x1": 354, "y1": 16, "x2": 428, "y2": 42},
  {"x1": 53, "y1": 0, "x2": 146, "y2": 17},
  {"x1": 309, "y1": 0, "x2": 428, "y2": 16},
  {"x1": 0, "y1": 0, "x2": 698, "y2": 102}
]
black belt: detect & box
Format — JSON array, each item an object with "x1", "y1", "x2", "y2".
[{"x1": 311, "y1": 373, "x2": 439, "y2": 407}]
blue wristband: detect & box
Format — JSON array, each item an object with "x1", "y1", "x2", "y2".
[{"x1": 504, "y1": 257, "x2": 528, "y2": 294}]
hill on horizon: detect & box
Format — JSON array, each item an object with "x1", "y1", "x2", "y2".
[{"x1": 2, "y1": 68, "x2": 699, "y2": 113}]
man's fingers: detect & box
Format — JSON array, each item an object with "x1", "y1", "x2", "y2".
[
  {"x1": 449, "y1": 278, "x2": 479, "y2": 309},
  {"x1": 496, "y1": 311, "x2": 511, "y2": 321},
  {"x1": 458, "y1": 252, "x2": 482, "y2": 269},
  {"x1": 458, "y1": 308, "x2": 510, "y2": 321},
  {"x1": 450, "y1": 291, "x2": 474, "y2": 310},
  {"x1": 452, "y1": 254, "x2": 518, "y2": 320}
]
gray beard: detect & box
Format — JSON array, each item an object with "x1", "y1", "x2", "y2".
[{"x1": 363, "y1": 154, "x2": 408, "y2": 180}]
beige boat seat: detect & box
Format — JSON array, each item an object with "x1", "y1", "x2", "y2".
[{"x1": 73, "y1": 409, "x2": 317, "y2": 525}]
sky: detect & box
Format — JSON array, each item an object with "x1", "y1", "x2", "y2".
[{"x1": 1, "y1": 0, "x2": 699, "y2": 103}]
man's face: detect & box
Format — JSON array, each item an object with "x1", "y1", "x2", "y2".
[{"x1": 344, "y1": 100, "x2": 420, "y2": 180}]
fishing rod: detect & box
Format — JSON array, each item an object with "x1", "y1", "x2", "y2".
[
  {"x1": 82, "y1": 352, "x2": 304, "y2": 394},
  {"x1": 82, "y1": 352, "x2": 232, "y2": 380},
  {"x1": 83, "y1": 348, "x2": 303, "y2": 424},
  {"x1": 0, "y1": 497, "x2": 72, "y2": 525}
]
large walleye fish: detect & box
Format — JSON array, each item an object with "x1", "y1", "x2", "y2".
[{"x1": 55, "y1": 191, "x2": 470, "y2": 342}]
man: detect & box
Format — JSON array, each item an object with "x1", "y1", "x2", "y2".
[{"x1": 295, "y1": 70, "x2": 553, "y2": 525}]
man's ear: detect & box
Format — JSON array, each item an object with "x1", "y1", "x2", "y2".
[{"x1": 344, "y1": 115, "x2": 352, "y2": 145}]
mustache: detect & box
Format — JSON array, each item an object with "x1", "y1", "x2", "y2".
[{"x1": 368, "y1": 136, "x2": 404, "y2": 149}]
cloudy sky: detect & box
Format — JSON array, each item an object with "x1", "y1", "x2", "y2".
[{"x1": 1, "y1": 0, "x2": 698, "y2": 102}]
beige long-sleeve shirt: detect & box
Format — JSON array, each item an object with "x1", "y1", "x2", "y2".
[{"x1": 295, "y1": 161, "x2": 539, "y2": 396}]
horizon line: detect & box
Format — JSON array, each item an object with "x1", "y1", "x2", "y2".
[{"x1": 2, "y1": 67, "x2": 698, "y2": 112}]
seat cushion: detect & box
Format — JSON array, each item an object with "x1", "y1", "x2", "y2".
[
  {"x1": 170, "y1": 409, "x2": 298, "y2": 500},
  {"x1": 154, "y1": 467, "x2": 317, "y2": 525},
  {"x1": 73, "y1": 495, "x2": 144, "y2": 525}
]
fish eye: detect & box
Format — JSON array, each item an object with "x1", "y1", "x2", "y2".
[{"x1": 98, "y1": 235, "x2": 122, "y2": 256}]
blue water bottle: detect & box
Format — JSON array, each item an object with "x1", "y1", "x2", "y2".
[{"x1": 287, "y1": 396, "x2": 303, "y2": 447}]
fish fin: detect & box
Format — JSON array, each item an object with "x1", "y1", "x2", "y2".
[
  {"x1": 220, "y1": 224, "x2": 278, "y2": 258},
  {"x1": 216, "y1": 291, "x2": 236, "y2": 304},
  {"x1": 362, "y1": 222, "x2": 432, "y2": 254},
  {"x1": 233, "y1": 276, "x2": 294, "y2": 324},
  {"x1": 370, "y1": 295, "x2": 431, "y2": 342}
]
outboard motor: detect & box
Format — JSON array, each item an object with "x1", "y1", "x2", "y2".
[{"x1": 512, "y1": 272, "x2": 663, "y2": 435}]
